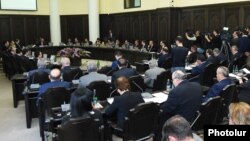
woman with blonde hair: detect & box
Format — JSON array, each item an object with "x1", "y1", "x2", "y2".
[{"x1": 229, "y1": 102, "x2": 250, "y2": 125}]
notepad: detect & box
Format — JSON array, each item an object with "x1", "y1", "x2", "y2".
[
  {"x1": 242, "y1": 68, "x2": 250, "y2": 74},
  {"x1": 229, "y1": 73, "x2": 241, "y2": 79}
]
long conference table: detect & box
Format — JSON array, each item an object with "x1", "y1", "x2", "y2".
[{"x1": 29, "y1": 46, "x2": 151, "y2": 64}]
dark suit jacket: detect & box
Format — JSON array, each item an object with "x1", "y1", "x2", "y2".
[
  {"x1": 191, "y1": 61, "x2": 208, "y2": 76},
  {"x1": 28, "y1": 68, "x2": 50, "y2": 83},
  {"x1": 161, "y1": 80, "x2": 202, "y2": 122},
  {"x1": 207, "y1": 56, "x2": 218, "y2": 65},
  {"x1": 203, "y1": 78, "x2": 233, "y2": 102},
  {"x1": 105, "y1": 91, "x2": 144, "y2": 128},
  {"x1": 38, "y1": 80, "x2": 71, "y2": 97},
  {"x1": 61, "y1": 66, "x2": 72, "y2": 74},
  {"x1": 111, "y1": 67, "x2": 138, "y2": 85},
  {"x1": 158, "y1": 53, "x2": 171, "y2": 68}
]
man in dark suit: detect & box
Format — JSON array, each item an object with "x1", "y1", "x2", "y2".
[
  {"x1": 105, "y1": 77, "x2": 144, "y2": 128},
  {"x1": 111, "y1": 58, "x2": 138, "y2": 85},
  {"x1": 28, "y1": 58, "x2": 50, "y2": 83},
  {"x1": 38, "y1": 68, "x2": 71, "y2": 97},
  {"x1": 158, "y1": 47, "x2": 171, "y2": 68},
  {"x1": 206, "y1": 49, "x2": 218, "y2": 65},
  {"x1": 191, "y1": 54, "x2": 208, "y2": 76},
  {"x1": 36, "y1": 37, "x2": 48, "y2": 47},
  {"x1": 111, "y1": 51, "x2": 123, "y2": 70},
  {"x1": 213, "y1": 48, "x2": 227, "y2": 63},
  {"x1": 203, "y1": 66, "x2": 233, "y2": 102},
  {"x1": 147, "y1": 40, "x2": 158, "y2": 53},
  {"x1": 161, "y1": 70, "x2": 203, "y2": 123},
  {"x1": 60, "y1": 57, "x2": 72, "y2": 74}
]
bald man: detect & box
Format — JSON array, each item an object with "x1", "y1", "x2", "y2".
[{"x1": 38, "y1": 68, "x2": 71, "y2": 97}]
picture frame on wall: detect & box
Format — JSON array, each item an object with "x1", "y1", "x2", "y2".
[{"x1": 124, "y1": 0, "x2": 141, "y2": 9}]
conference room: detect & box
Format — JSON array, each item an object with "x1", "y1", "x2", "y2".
[{"x1": 1, "y1": 0, "x2": 250, "y2": 141}]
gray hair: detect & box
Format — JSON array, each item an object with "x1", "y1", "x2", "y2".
[
  {"x1": 87, "y1": 61, "x2": 97, "y2": 72},
  {"x1": 231, "y1": 45, "x2": 238, "y2": 51},
  {"x1": 172, "y1": 70, "x2": 186, "y2": 80},
  {"x1": 148, "y1": 59, "x2": 158, "y2": 68},
  {"x1": 217, "y1": 66, "x2": 229, "y2": 77},
  {"x1": 37, "y1": 58, "x2": 46, "y2": 69},
  {"x1": 60, "y1": 57, "x2": 70, "y2": 66},
  {"x1": 213, "y1": 48, "x2": 220, "y2": 55}
]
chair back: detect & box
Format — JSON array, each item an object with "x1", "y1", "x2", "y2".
[
  {"x1": 215, "y1": 84, "x2": 237, "y2": 123},
  {"x1": 87, "y1": 81, "x2": 111, "y2": 101},
  {"x1": 191, "y1": 96, "x2": 221, "y2": 131},
  {"x1": 58, "y1": 117, "x2": 102, "y2": 141},
  {"x1": 63, "y1": 67, "x2": 83, "y2": 82},
  {"x1": 152, "y1": 70, "x2": 171, "y2": 92},
  {"x1": 162, "y1": 58, "x2": 172, "y2": 70},
  {"x1": 123, "y1": 102, "x2": 159, "y2": 140},
  {"x1": 42, "y1": 87, "x2": 71, "y2": 116},
  {"x1": 31, "y1": 71, "x2": 50, "y2": 85},
  {"x1": 218, "y1": 60, "x2": 228, "y2": 67},
  {"x1": 128, "y1": 75, "x2": 145, "y2": 92},
  {"x1": 199, "y1": 63, "x2": 216, "y2": 87}
]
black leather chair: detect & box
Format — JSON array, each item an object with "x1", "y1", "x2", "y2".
[
  {"x1": 215, "y1": 84, "x2": 237, "y2": 124},
  {"x1": 30, "y1": 71, "x2": 50, "y2": 85},
  {"x1": 218, "y1": 60, "x2": 228, "y2": 67},
  {"x1": 87, "y1": 81, "x2": 111, "y2": 101},
  {"x1": 162, "y1": 58, "x2": 172, "y2": 70},
  {"x1": 62, "y1": 67, "x2": 83, "y2": 82},
  {"x1": 191, "y1": 96, "x2": 221, "y2": 131},
  {"x1": 113, "y1": 102, "x2": 159, "y2": 141},
  {"x1": 38, "y1": 87, "x2": 71, "y2": 141},
  {"x1": 57, "y1": 117, "x2": 103, "y2": 141},
  {"x1": 128, "y1": 75, "x2": 145, "y2": 92},
  {"x1": 152, "y1": 70, "x2": 171, "y2": 92}
]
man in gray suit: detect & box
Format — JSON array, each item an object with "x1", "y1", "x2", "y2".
[
  {"x1": 144, "y1": 59, "x2": 165, "y2": 88},
  {"x1": 79, "y1": 61, "x2": 108, "y2": 88}
]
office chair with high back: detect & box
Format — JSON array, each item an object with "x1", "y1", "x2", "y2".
[
  {"x1": 113, "y1": 102, "x2": 160, "y2": 141},
  {"x1": 162, "y1": 58, "x2": 172, "y2": 70},
  {"x1": 87, "y1": 81, "x2": 111, "y2": 101},
  {"x1": 62, "y1": 67, "x2": 83, "y2": 82},
  {"x1": 128, "y1": 75, "x2": 145, "y2": 93},
  {"x1": 152, "y1": 70, "x2": 171, "y2": 92},
  {"x1": 215, "y1": 84, "x2": 237, "y2": 124},
  {"x1": 38, "y1": 87, "x2": 71, "y2": 141},
  {"x1": 31, "y1": 71, "x2": 50, "y2": 85},
  {"x1": 191, "y1": 96, "x2": 221, "y2": 131},
  {"x1": 58, "y1": 117, "x2": 103, "y2": 141}
]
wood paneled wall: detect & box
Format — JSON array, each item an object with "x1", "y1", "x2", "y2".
[
  {"x1": 0, "y1": 15, "x2": 50, "y2": 45},
  {"x1": 1, "y1": 2, "x2": 250, "y2": 46}
]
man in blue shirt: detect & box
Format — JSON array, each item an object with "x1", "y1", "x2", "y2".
[
  {"x1": 203, "y1": 66, "x2": 233, "y2": 102},
  {"x1": 111, "y1": 51, "x2": 123, "y2": 70},
  {"x1": 191, "y1": 54, "x2": 208, "y2": 76},
  {"x1": 38, "y1": 68, "x2": 71, "y2": 97}
]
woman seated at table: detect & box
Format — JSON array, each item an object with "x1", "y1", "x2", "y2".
[
  {"x1": 105, "y1": 76, "x2": 144, "y2": 129},
  {"x1": 62, "y1": 87, "x2": 103, "y2": 125}
]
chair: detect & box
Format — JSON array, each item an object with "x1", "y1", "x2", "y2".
[
  {"x1": 113, "y1": 102, "x2": 160, "y2": 141},
  {"x1": 128, "y1": 75, "x2": 145, "y2": 92},
  {"x1": 162, "y1": 58, "x2": 172, "y2": 70},
  {"x1": 62, "y1": 67, "x2": 83, "y2": 82},
  {"x1": 152, "y1": 70, "x2": 171, "y2": 92},
  {"x1": 31, "y1": 71, "x2": 50, "y2": 85},
  {"x1": 215, "y1": 84, "x2": 237, "y2": 124},
  {"x1": 191, "y1": 96, "x2": 221, "y2": 131},
  {"x1": 38, "y1": 87, "x2": 71, "y2": 141},
  {"x1": 218, "y1": 60, "x2": 228, "y2": 67},
  {"x1": 87, "y1": 81, "x2": 111, "y2": 101},
  {"x1": 57, "y1": 117, "x2": 103, "y2": 141}
]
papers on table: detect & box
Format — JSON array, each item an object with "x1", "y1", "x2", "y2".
[
  {"x1": 30, "y1": 83, "x2": 40, "y2": 89},
  {"x1": 229, "y1": 73, "x2": 241, "y2": 79},
  {"x1": 185, "y1": 66, "x2": 192, "y2": 70},
  {"x1": 72, "y1": 79, "x2": 79, "y2": 85},
  {"x1": 242, "y1": 68, "x2": 250, "y2": 74},
  {"x1": 61, "y1": 104, "x2": 70, "y2": 112},
  {"x1": 107, "y1": 92, "x2": 168, "y2": 104},
  {"x1": 107, "y1": 76, "x2": 111, "y2": 83}
]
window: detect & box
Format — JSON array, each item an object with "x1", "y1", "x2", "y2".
[{"x1": 124, "y1": 0, "x2": 141, "y2": 9}]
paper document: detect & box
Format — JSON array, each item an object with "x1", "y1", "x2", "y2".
[
  {"x1": 243, "y1": 68, "x2": 250, "y2": 74},
  {"x1": 229, "y1": 73, "x2": 241, "y2": 79}
]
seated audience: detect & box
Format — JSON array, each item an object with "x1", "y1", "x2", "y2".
[
  {"x1": 238, "y1": 77, "x2": 250, "y2": 104},
  {"x1": 38, "y1": 68, "x2": 71, "y2": 97},
  {"x1": 141, "y1": 40, "x2": 147, "y2": 52},
  {"x1": 230, "y1": 45, "x2": 241, "y2": 64},
  {"x1": 161, "y1": 70, "x2": 202, "y2": 123},
  {"x1": 28, "y1": 58, "x2": 50, "y2": 82},
  {"x1": 111, "y1": 51, "x2": 123, "y2": 70},
  {"x1": 228, "y1": 102, "x2": 250, "y2": 125},
  {"x1": 206, "y1": 49, "x2": 217, "y2": 65},
  {"x1": 191, "y1": 54, "x2": 208, "y2": 76},
  {"x1": 203, "y1": 66, "x2": 233, "y2": 102},
  {"x1": 158, "y1": 47, "x2": 171, "y2": 68},
  {"x1": 144, "y1": 59, "x2": 165, "y2": 88},
  {"x1": 147, "y1": 40, "x2": 158, "y2": 52},
  {"x1": 60, "y1": 57, "x2": 71, "y2": 73},
  {"x1": 213, "y1": 48, "x2": 227, "y2": 63},
  {"x1": 79, "y1": 61, "x2": 108, "y2": 88},
  {"x1": 105, "y1": 77, "x2": 144, "y2": 128},
  {"x1": 111, "y1": 58, "x2": 138, "y2": 85},
  {"x1": 187, "y1": 45, "x2": 198, "y2": 64},
  {"x1": 162, "y1": 115, "x2": 198, "y2": 141},
  {"x1": 63, "y1": 87, "x2": 103, "y2": 124}
]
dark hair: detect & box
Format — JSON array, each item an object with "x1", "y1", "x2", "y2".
[
  {"x1": 162, "y1": 47, "x2": 169, "y2": 53},
  {"x1": 114, "y1": 51, "x2": 122, "y2": 57},
  {"x1": 116, "y1": 76, "x2": 131, "y2": 91},
  {"x1": 196, "y1": 54, "x2": 206, "y2": 62},
  {"x1": 70, "y1": 87, "x2": 93, "y2": 118},
  {"x1": 35, "y1": 51, "x2": 42, "y2": 58},
  {"x1": 206, "y1": 49, "x2": 214, "y2": 56},
  {"x1": 161, "y1": 115, "x2": 193, "y2": 141},
  {"x1": 175, "y1": 36, "x2": 184, "y2": 43},
  {"x1": 118, "y1": 58, "x2": 128, "y2": 67}
]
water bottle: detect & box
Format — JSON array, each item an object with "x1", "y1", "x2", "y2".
[
  {"x1": 235, "y1": 65, "x2": 238, "y2": 73},
  {"x1": 92, "y1": 89, "x2": 98, "y2": 106},
  {"x1": 97, "y1": 60, "x2": 100, "y2": 70}
]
